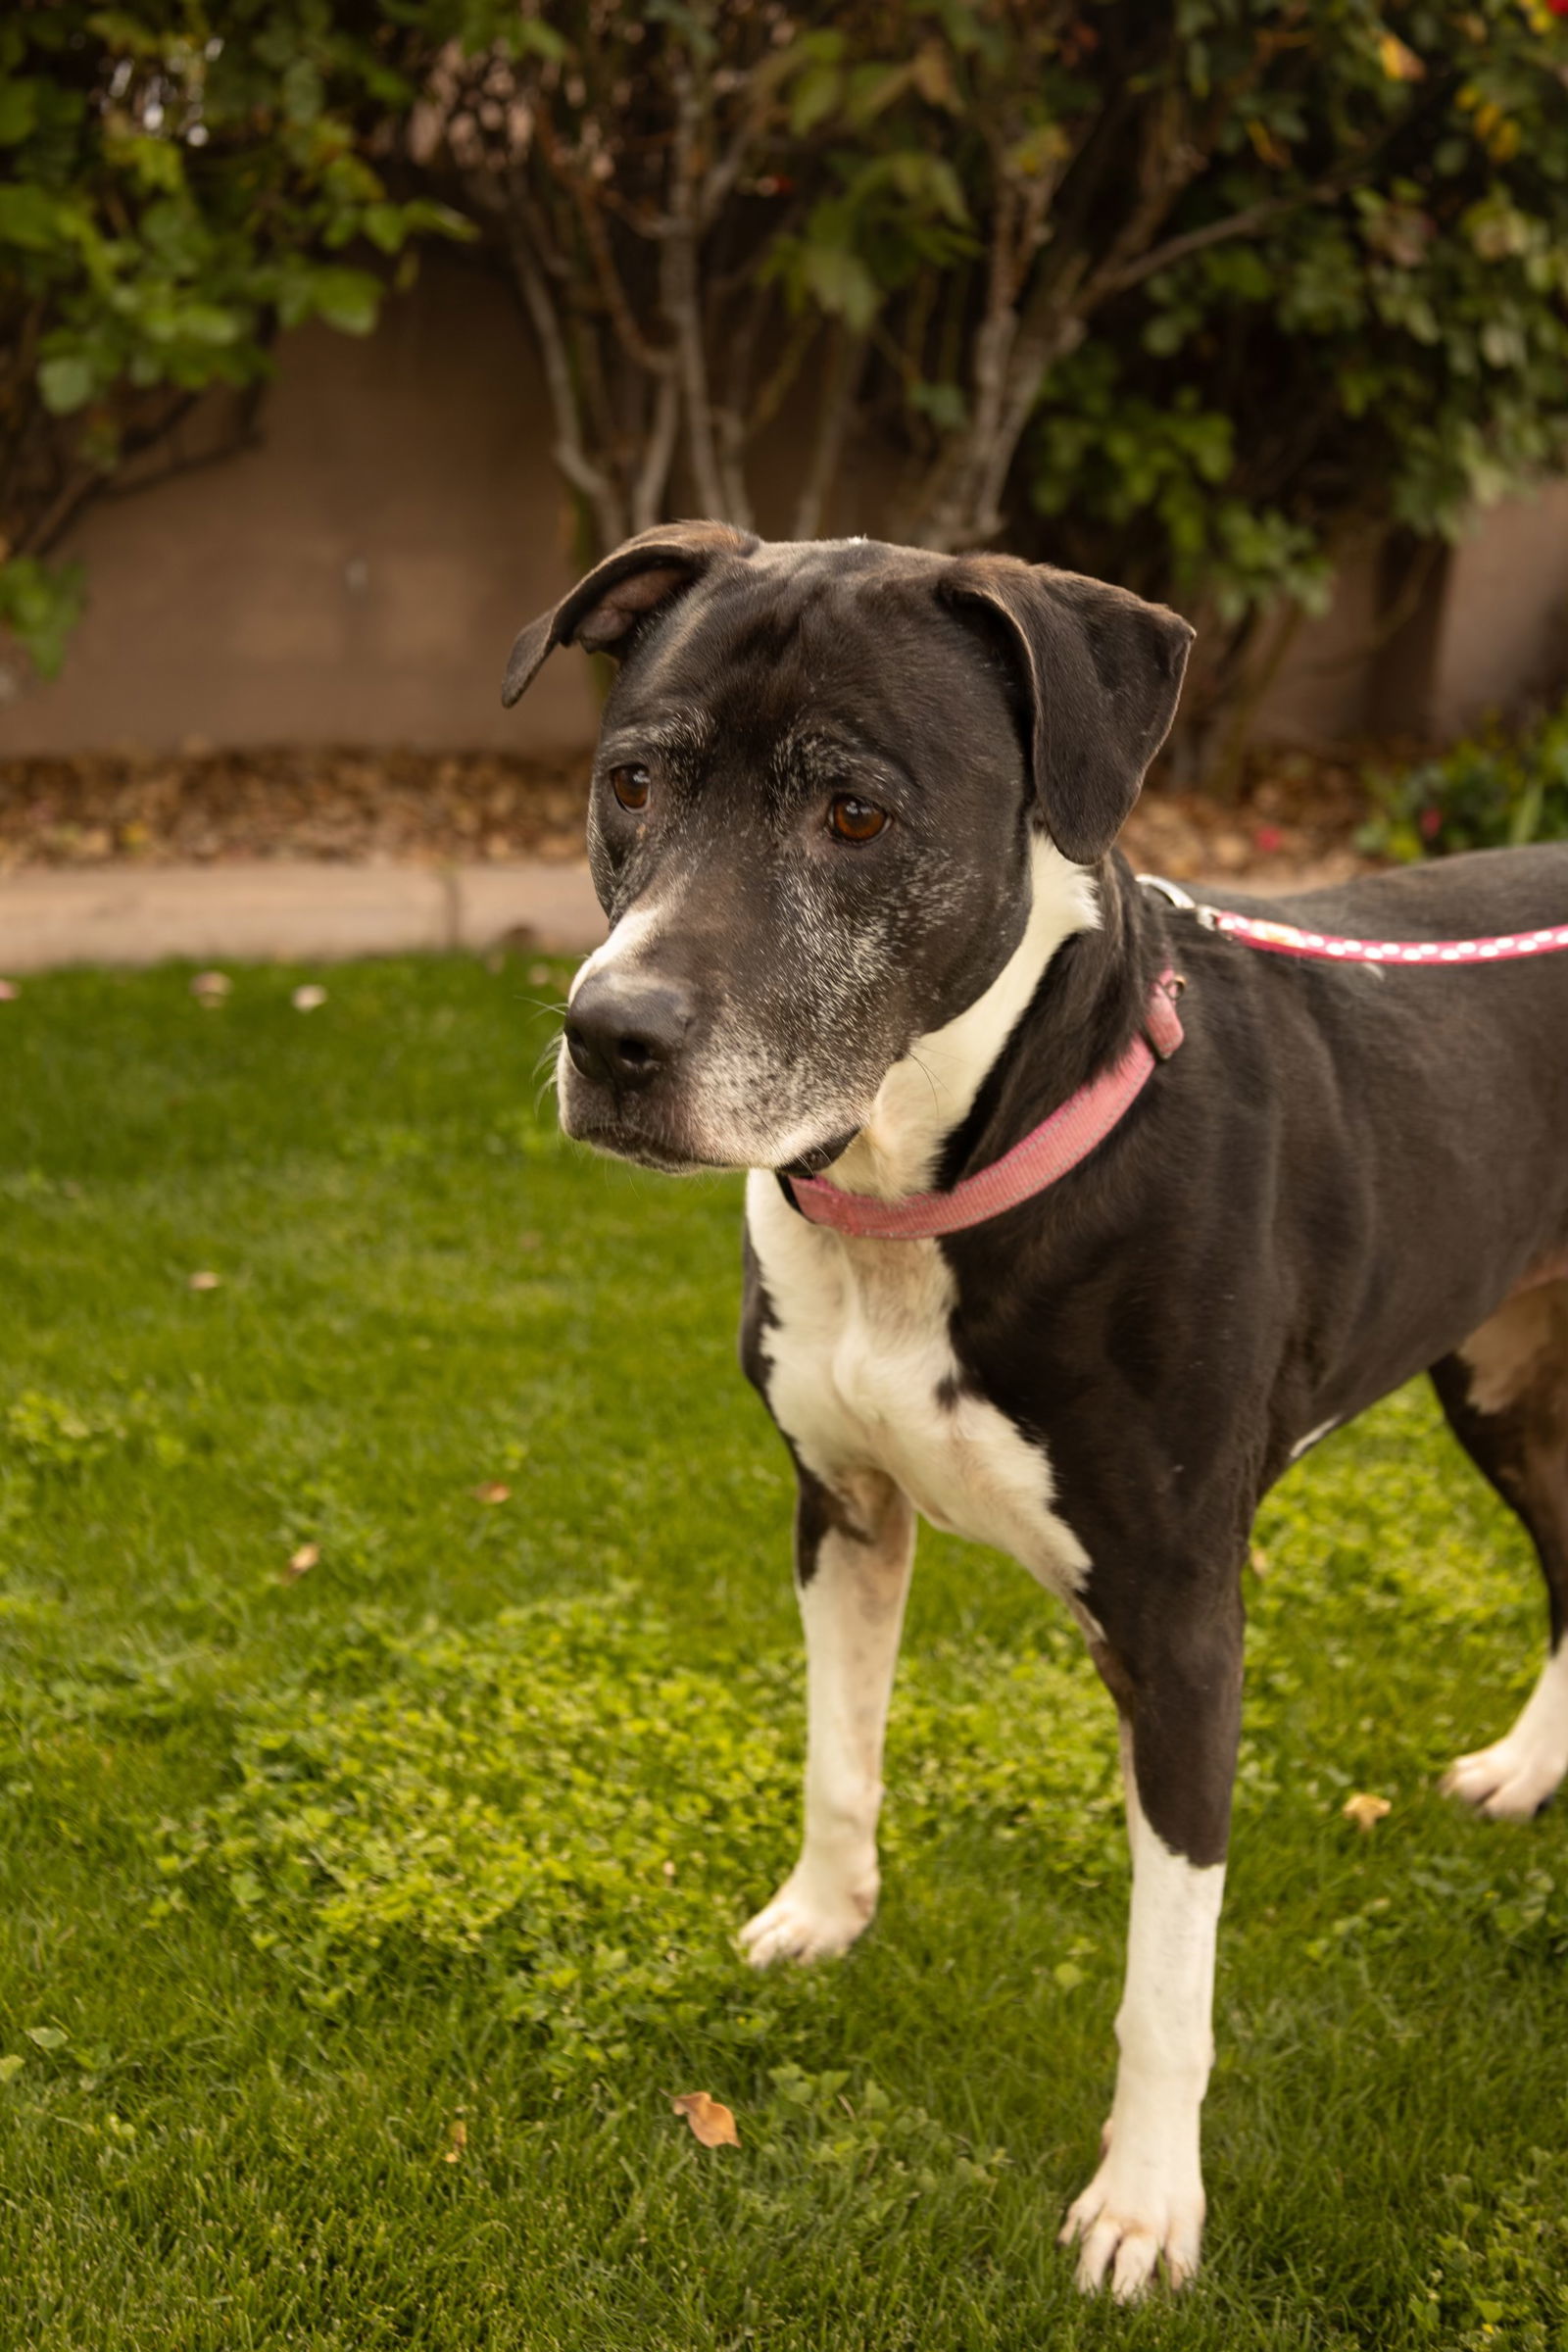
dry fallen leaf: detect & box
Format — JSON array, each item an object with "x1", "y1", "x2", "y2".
[
  {"x1": 1249, "y1": 1544, "x2": 1269, "y2": 1578},
  {"x1": 284, "y1": 1542, "x2": 319, "y2": 1580},
  {"x1": 187, "y1": 1270, "x2": 221, "y2": 1292},
  {"x1": 0, "y1": 979, "x2": 18, "y2": 1002},
  {"x1": 473, "y1": 1482, "x2": 511, "y2": 1505},
  {"x1": 292, "y1": 984, "x2": 327, "y2": 1011},
  {"x1": 443, "y1": 2118, "x2": 466, "y2": 2163},
  {"x1": 1246, "y1": 116, "x2": 1289, "y2": 169},
  {"x1": 190, "y1": 970, "x2": 230, "y2": 1004},
  {"x1": 1343, "y1": 1791, "x2": 1392, "y2": 1834},
  {"x1": 1377, "y1": 29, "x2": 1425, "y2": 80},
  {"x1": 526, "y1": 962, "x2": 553, "y2": 986},
  {"x1": 671, "y1": 2091, "x2": 739, "y2": 2149}
]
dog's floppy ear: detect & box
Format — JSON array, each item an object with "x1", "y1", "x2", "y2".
[
  {"x1": 942, "y1": 558, "x2": 1194, "y2": 862},
  {"x1": 501, "y1": 519, "x2": 759, "y2": 709}
]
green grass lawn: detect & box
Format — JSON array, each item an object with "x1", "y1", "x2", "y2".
[{"x1": 2, "y1": 953, "x2": 1566, "y2": 2351}]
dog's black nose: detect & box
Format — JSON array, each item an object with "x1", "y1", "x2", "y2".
[{"x1": 565, "y1": 972, "x2": 694, "y2": 1092}]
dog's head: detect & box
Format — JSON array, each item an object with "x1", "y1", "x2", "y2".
[{"x1": 504, "y1": 525, "x2": 1192, "y2": 1174}]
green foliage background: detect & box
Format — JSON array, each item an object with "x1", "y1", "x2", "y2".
[
  {"x1": 0, "y1": 1, "x2": 466, "y2": 674},
  {"x1": 3, "y1": 0, "x2": 1567, "y2": 731},
  {"x1": 1363, "y1": 682, "x2": 1568, "y2": 855}
]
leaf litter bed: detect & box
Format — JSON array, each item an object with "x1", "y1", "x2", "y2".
[{"x1": 0, "y1": 740, "x2": 1382, "y2": 888}]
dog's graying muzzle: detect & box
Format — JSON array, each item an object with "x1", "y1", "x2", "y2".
[{"x1": 564, "y1": 970, "x2": 695, "y2": 1093}]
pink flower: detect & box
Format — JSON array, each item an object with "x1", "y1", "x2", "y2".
[
  {"x1": 1419, "y1": 807, "x2": 1444, "y2": 839},
  {"x1": 1252, "y1": 823, "x2": 1285, "y2": 856}
]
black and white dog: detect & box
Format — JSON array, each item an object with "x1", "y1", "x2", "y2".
[{"x1": 503, "y1": 524, "x2": 1568, "y2": 2299}]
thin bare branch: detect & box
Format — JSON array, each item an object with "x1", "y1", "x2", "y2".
[
  {"x1": 15, "y1": 465, "x2": 99, "y2": 562},
  {"x1": 1094, "y1": 183, "x2": 1323, "y2": 303},
  {"x1": 500, "y1": 187, "x2": 626, "y2": 547},
  {"x1": 792, "y1": 327, "x2": 869, "y2": 541},
  {"x1": 746, "y1": 314, "x2": 817, "y2": 442},
  {"x1": 630, "y1": 368, "x2": 681, "y2": 534},
  {"x1": 570, "y1": 175, "x2": 675, "y2": 376},
  {"x1": 699, "y1": 86, "x2": 768, "y2": 231},
  {"x1": 664, "y1": 64, "x2": 727, "y2": 519},
  {"x1": 906, "y1": 111, "x2": 1082, "y2": 550},
  {"x1": 1087, "y1": 55, "x2": 1440, "y2": 306}
]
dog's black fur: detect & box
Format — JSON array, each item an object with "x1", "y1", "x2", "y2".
[
  {"x1": 505, "y1": 522, "x2": 1568, "y2": 2290},
  {"x1": 920, "y1": 846, "x2": 1568, "y2": 1864}
]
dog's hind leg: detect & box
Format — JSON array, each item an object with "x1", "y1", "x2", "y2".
[
  {"x1": 1432, "y1": 1280, "x2": 1568, "y2": 1820},
  {"x1": 739, "y1": 1465, "x2": 915, "y2": 1967}
]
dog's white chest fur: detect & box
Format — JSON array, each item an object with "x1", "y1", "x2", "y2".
[{"x1": 746, "y1": 1173, "x2": 1089, "y2": 1597}]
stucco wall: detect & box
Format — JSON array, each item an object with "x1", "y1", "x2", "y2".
[
  {"x1": 1424, "y1": 482, "x2": 1568, "y2": 736},
  {"x1": 0, "y1": 257, "x2": 598, "y2": 759},
  {"x1": 1250, "y1": 545, "x2": 1385, "y2": 743},
  {"x1": 2, "y1": 252, "x2": 1564, "y2": 760}
]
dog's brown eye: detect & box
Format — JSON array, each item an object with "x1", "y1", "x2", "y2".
[
  {"x1": 827, "y1": 795, "x2": 888, "y2": 844},
  {"x1": 610, "y1": 764, "x2": 651, "y2": 810}
]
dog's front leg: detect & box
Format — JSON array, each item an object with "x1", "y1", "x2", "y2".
[
  {"x1": 740, "y1": 1466, "x2": 915, "y2": 1968},
  {"x1": 1062, "y1": 1597, "x2": 1243, "y2": 2301}
]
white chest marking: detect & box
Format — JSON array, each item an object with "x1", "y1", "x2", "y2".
[
  {"x1": 744, "y1": 831, "x2": 1099, "y2": 1601},
  {"x1": 747, "y1": 1172, "x2": 1090, "y2": 1598}
]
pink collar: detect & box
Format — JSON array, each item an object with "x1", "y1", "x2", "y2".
[{"x1": 783, "y1": 970, "x2": 1185, "y2": 1242}]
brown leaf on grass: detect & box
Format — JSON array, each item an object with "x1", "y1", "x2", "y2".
[
  {"x1": 1249, "y1": 1544, "x2": 1269, "y2": 1577},
  {"x1": 1343, "y1": 1791, "x2": 1392, "y2": 1834},
  {"x1": 0, "y1": 979, "x2": 18, "y2": 1002},
  {"x1": 473, "y1": 1482, "x2": 511, "y2": 1505},
  {"x1": 292, "y1": 984, "x2": 327, "y2": 1011},
  {"x1": 190, "y1": 970, "x2": 230, "y2": 1004},
  {"x1": 187, "y1": 1270, "x2": 220, "y2": 1292},
  {"x1": 671, "y1": 2091, "x2": 739, "y2": 2149},
  {"x1": 284, "y1": 1542, "x2": 319, "y2": 1581},
  {"x1": 442, "y1": 2118, "x2": 466, "y2": 2163}
]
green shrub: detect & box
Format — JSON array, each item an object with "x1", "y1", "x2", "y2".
[
  {"x1": 13, "y1": 0, "x2": 1568, "y2": 727},
  {"x1": 1362, "y1": 694, "x2": 1568, "y2": 860},
  {"x1": 0, "y1": 2, "x2": 468, "y2": 678},
  {"x1": 413, "y1": 0, "x2": 1568, "y2": 742}
]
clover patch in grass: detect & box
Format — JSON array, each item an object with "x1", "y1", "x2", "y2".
[{"x1": 156, "y1": 1590, "x2": 1120, "y2": 2079}]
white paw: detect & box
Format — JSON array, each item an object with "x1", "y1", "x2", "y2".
[
  {"x1": 1442, "y1": 1736, "x2": 1566, "y2": 1821},
  {"x1": 737, "y1": 1867, "x2": 876, "y2": 1968},
  {"x1": 1059, "y1": 2132, "x2": 1204, "y2": 2301}
]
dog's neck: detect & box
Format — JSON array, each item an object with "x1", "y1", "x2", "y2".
[{"x1": 824, "y1": 835, "x2": 1102, "y2": 1203}]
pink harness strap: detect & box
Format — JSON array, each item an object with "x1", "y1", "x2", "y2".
[{"x1": 786, "y1": 970, "x2": 1185, "y2": 1242}]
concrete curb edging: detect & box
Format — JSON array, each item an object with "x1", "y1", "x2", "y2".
[{"x1": 0, "y1": 859, "x2": 608, "y2": 975}]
